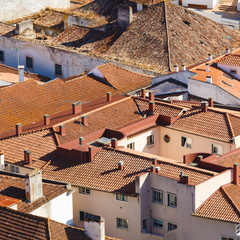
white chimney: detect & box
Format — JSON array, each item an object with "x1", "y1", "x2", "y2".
[
  {"x1": 226, "y1": 48, "x2": 230, "y2": 53},
  {"x1": 0, "y1": 151, "x2": 4, "y2": 171},
  {"x1": 206, "y1": 63, "x2": 209, "y2": 72},
  {"x1": 208, "y1": 54, "x2": 212, "y2": 61},
  {"x1": 25, "y1": 170, "x2": 43, "y2": 203},
  {"x1": 174, "y1": 65, "x2": 179, "y2": 72},
  {"x1": 206, "y1": 75, "x2": 212, "y2": 84},
  {"x1": 18, "y1": 65, "x2": 24, "y2": 82},
  {"x1": 181, "y1": 65, "x2": 186, "y2": 71}
]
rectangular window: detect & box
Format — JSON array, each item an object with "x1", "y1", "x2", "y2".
[
  {"x1": 142, "y1": 219, "x2": 147, "y2": 233},
  {"x1": 168, "y1": 193, "x2": 177, "y2": 208},
  {"x1": 152, "y1": 189, "x2": 163, "y2": 204},
  {"x1": 127, "y1": 142, "x2": 135, "y2": 150},
  {"x1": 26, "y1": 56, "x2": 33, "y2": 69},
  {"x1": 152, "y1": 218, "x2": 163, "y2": 229},
  {"x1": 181, "y1": 136, "x2": 192, "y2": 149},
  {"x1": 55, "y1": 64, "x2": 62, "y2": 76},
  {"x1": 168, "y1": 222, "x2": 177, "y2": 231},
  {"x1": 79, "y1": 187, "x2": 90, "y2": 195},
  {"x1": 116, "y1": 193, "x2": 128, "y2": 202},
  {"x1": 0, "y1": 50, "x2": 4, "y2": 62},
  {"x1": 147, "y1": 134, "x2": 154, "y2": 145},
  {"x1": 116, "y1": 217, "x2": 128, "y2": 230},
  {"x1": 79, "y1": 211, "x2": 85, "y2": 221},
  {"x1": 230, "y1": 69, "x2": 237, "y2": 74},
  {"x1": 221, "y1": 237, "x2": 235, "y2": 240},
  {"x1": 10, "y1": 165, "x2": 19, "y2": 173},
  {"x1": 212, "y1": 143, "x2": 223, "y2": 156}
]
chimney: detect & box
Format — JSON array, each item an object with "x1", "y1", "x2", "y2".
[
  {"x1": 233, "y1": 163, "x2": 239, "y2": 185},
  {"x1": 151, "y1": 165, "x2": 156, "y2": 173},
  {"x1": 81, "y1": 116, "x2": 88, "y2": 126},
  {"x1": 206, "y1": 75, "x2": 212, "y2": 84},
  {"x1": 44, "y1": 114, "x2": 50, "y2": 125},
  {"x1": 181, "y1": 65, "x2": 186, "y2": 71},
  {"x1": 79, "y1": 137, "x2": 84, "y2": 146},
  {"x1": 88, "y1": 146, "x2": 93, "y2": 162},
  {"x1": 107, "y1": 92, "x2": 112, "y2": 102},
  {"x1": 149, "y1": 91, "x2": 154, "y2": 101},
  {"x1": 179, "y1": 172, "x2": 189, "y2": 184},
  {"x1": 18, "y1": 65, "x2": 24, "y2": 82},
  {"x1": 155, "y1": 166, "x2": 160, "y2": 173},
  {"x1": 118, "y1": 161, "x2": 124, "y2": 170},
  {"x1": 24, "y1": 149, "x2": 32, "y2": 165},
  {"x1": 149, "y1": 101, "x2": 155, "y2": 113},
  {"x1": 208, "y1": 54, "x2": 212, "y2": 61},
  {"x1": 25, "y1": 170, "x2": 43, "y2": 203},
  {"x1": 174, "y1": 65, "x2": 179, "y2": 73},
  {"x1": 197, "y1": 155, "x2": 203, "y2": 163},
  {"x1": 72, "y1": 102, "x2": 82, "y2": 115},
  {"x1": 201, "y1": 101, "x2": 208, "y2": 112},
  {"x1": 206, "y1": 63, "x2": 210, "y2": 72},
  {"x1": 141, "y1": 89, "x2": 146, "y2": 98},
  {"x1": 0, "y1": 151, "x2": 4, "y2": 170},
  {"x1": 152, "y1": 158, "x2": 157, "y2": 166},
  {"x1": 118, "y1": 5, "x2": 133, "y2": 30},
  {"x1": 59, "y1": 124, "x2": 66, "y2": 136},
  {"x1": 208, "y1": 97, "x2": 213, "y2": 107},
  {"x1": 16, "y1": 123, "x2": 22, "y2": 136},
  {"x1": 111, "y1": 138, "x2": 117, "y2": 149},
  {"x1": 226, "y1": 48, "x2": 230, "y2": 53}
]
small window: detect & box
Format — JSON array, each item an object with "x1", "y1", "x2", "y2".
[
  {"x1": 116, "y1": 193, "x2": 128, "y2": 202},
  {"x1": 116, "y1": 217, "x2": 128, "y2": 230},
  {"x1": 212, "y1": 143, "x2": 223, "y2": 155},
  {"x1": 55, "y1": 64, "x2": 62, "y2": 76},
  {"x1": 10, "y1": 165, "x2": 19, "y2": 173},
  {"x1": 230, "y1": 69, "x2": 237, "y2": 74},
  {"x1": 181, "y1": 136, "x2": 192, "y2": 149},
  {"x1": 0, "y1": 50, "x2": 4, "y2": 62},
  {"x1": 168, "y1": 193, "x2": 177, "y2": 208},
  {"x1": 127, "y1": 142, "x2": 135, "y2": 150},
  {"x1": 221, "y1": 237, "x2": 235, "y2": 240},
  {"x1": 168, "y1": 222, "x2": 177, "y2": 231},
  {"x1": 152, "y1": 218, "x2": 163, "y2": 229},
  {"x1": 147, "y1": 134, "x2": 154, "y2": 145},
  {"x1": 79, "y1": 187, "x2": 90, "y2": 195},
  {"x1": 79, "y1": 211, "x2": 85, "y2": 221},
  {"x1": 152, "y1": 189, "x2": 163, "y2": 204},
  {"x1": 26, "y1": 56, "x2": 33, "y2": 69}
]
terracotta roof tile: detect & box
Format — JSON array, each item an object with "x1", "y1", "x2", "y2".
[
  {"x1": 218, "y1": 54, "x2": 240, "y2": 66},
  {"x1": 43, "y1": 148, "x2": 215, "y2": 195},
  {"x1": 0, "y1": 22, "x2": 15, "y2": 35},
  {"x1": 194, "y1": 184, "x2": 240, "y2": 223}
]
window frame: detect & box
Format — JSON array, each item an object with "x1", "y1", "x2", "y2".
[
  {"x1": 152, "y1": 218, "x2": 164, "y2": 229},
  {"x1": 0, "y1": 50, "x2": 4, "y2": 62},
  {"x1": 116, "y1": 193, "x2": 128, "y2": 202},
  {"x1": 167, "y1": 222, "x2": 177, "y2": 231},
  {"x1": 230, "y1": 69, "x2": 237, "y2": 74},
  {"x1": 55, "y1": 63, "x2": 62, "y2": 76},
  {"x1": 212, "y1": 143, "x2": 223, "y2": 156},
  {"x1": 116, "y1": 217, "x2": 129, "y2": 230},
  {"x1": 79, "y1": 187, "x2": 90, "y2": 195},
  {"x1": 152, "y1": 188, "x2": 163, "y2": 204},
  {"x1": 127, "y1": 142, "x2": 135, "y2": 150},
  {"x1": 26, "y1": 56, "x2": 33, "y2": 69},
  {"x1": 181, "y1": 136, "x2": 192, "y2": 149},
  {"x1": 10, "y1": 165, "x2": 19, "y2": 173},
  {"x1": 147, "y1": 134, "x2": 154, "y2": 146},
  {"x1": 167, "y1": 193, "x2": 177, "y2": 208}
]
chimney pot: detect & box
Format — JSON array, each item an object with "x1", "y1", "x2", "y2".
[
  {"x1": 226, "y1": 48, "x2": 230, "y2": 53},
  {"x1": 81, "y1": 116, "x2": 88, "y2": 126},
  {"x1": 88, "y1": 146, "x2": 93, "y2": 162},
  {"x1": 59, "y1": 124, "x2": 66, "y2": 136},
  {"x1": 118, "y1": 161, "x2": 124, "y2": 170},
  {"x1": 107, "y1": 92, "x2": 112, "y2": 102},
  {"x1": 72, "y1": 102, "x2": 82, "y2": 115},
  {"x1": 44, "y1": 114, "x2": 50, "y2": 125},
  {"x1": 18, "y1": 65, "x2": 24, "y2": 82},
  {"x1": 208, "y1": 54, "x2": 212, "y2": 61},
  {"x1": 141, "y1": 89, "x2": 146, "y2": 98},
  {"x1": 233, "y1": 163, "x2": 239, "y2": 185},
  {"x1": 181, "y1": 65, "x2": 186, "y2": 71},
  {"x1": 179, "y1": 174, "x2": 189, "y2": 184},
  {"x1": 197, "y1": 155, "x2": 203, "y2": 162},
  {"x1": 149, "y1": 101, "x2": 155, "y2": 113},
  {"x1": 152, "y1": 158, "x2": 157, "y2": 166},
  {"x1": 149, "y1": 91, "x2": 154, "y2": 102},
  {"x1": 156, "y1": 166, "x2": 160, "y2": 173},
  {"x1": 24, "y1": 149, "x2": 32, "y2": 165},
  {"x1": 206, "y1": 75, "x2": 212, "y2": 84},
  {"x1": 206, "y1": 63, "x2": 209, "y2": 72},
  {"x1": 16, "y1": 123, "x2": 22, "y2": 136},
  {"x1": 201, "y1": 101, "x2": 208, "y2": 112},
  {"x1": 208, "y1": 97, "x2": 213, "y2": 107},
  {"x1": 111, "y1": 138, "x2": 118, "y2": 149},
  {"x1": 174, "y1": 65, "x2": 179, "y2": 73}
]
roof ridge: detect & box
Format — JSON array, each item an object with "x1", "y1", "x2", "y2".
[{"x1": 225, "y1": 112, "x2": 235, "y2": 139}]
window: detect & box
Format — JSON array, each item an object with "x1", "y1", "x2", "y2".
[
  {"x1": 181, "y1": 136, "x2": 192, "y2": 149},
  {"x1": 26, "y1": 56, "x2": 33, "y2": 69},
  {"x1": 212, "y1": 143, "x2": 223, "y2": 156},
  {"x1": 142, "y1": 219, "x2": 147, "y2": 233},
  {"x1": 152, "y1": 189, "x2": 163, "y2": 204},
  {"x1": 116, "y1": 217, "x2": 128, "y2": 230},
  {"x1": 55, "y1": 64, "x2": 62, "y2": 76},
  {"x1": 0, "y1": 50, "x2": 4, "y2": 62},
  {"x1": 116, "y1": 193, "x2": 128, "y2": 201},
  {"x1": 152, "y1": 218, "x2": 163, "y2": 229},
  {"x1": 168, "y1": 222, "x2": 177, "y2": 231},
  {"x1": 147, "y1": 134, "x2": 154, "y2": 145},
  {"x1": 79, "y1": 211, "x2": 85, "y2": 221},
  {"x1": 168, "y1": 193, "x2": 177, "y2": 208},
  {"x1": 10, "y1": 165, "x2": 19, "y2": 173},
  {"x1": 127, "y1": 142, "x2": 135, "y2": 150},
  {"x1": 230, "y1": 69, "x2": 237, "y2": 74},
  {"x1": 221, "y1": 237, "x2": 235, "y2": 240},
  {"x1": 79, "y1": 187, "x2": 90, "y2": 195}
]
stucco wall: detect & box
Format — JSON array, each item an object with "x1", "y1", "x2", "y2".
[
  {"x1": 182, "y1": 0, "x2": 217, "y2": 8},
  {"x1": 0, "y1": 0, "x2": 70, "y2": 21},
  {"x1": 218, "y1": 63, "x2": 240, "y2": 80},
  {"x1": 73, "y1": 188, "x2": 141, "y2": 240}
]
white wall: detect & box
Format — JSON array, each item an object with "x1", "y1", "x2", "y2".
[
  {"x1": 182, "y1": 0, "x2": 217, "y2": 8},
  {"x1": 0, "y1": 0, "x2": 70, "y2": 21},
  {"x1": 31, "y1": 191, "x2": 73, "y2": 225},
  {"x1": 218, "y1": 63, "x2": 240, "y2": 80}
]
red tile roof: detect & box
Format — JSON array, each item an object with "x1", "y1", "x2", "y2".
[
  {"x1": 0, "y1": 23, "x2": 15, "y2": 35},
  {"x1": 0, "y1": 206, "x2": 90, "y2": 240},
  {"x1": 218, "y1": 54, "x2": 240, "y2": 67},
  {"x1": 194, "y1": 184, "x2": 240, "y2": 223},
  {"x1": 42, "y1": 147, "x2": 216, "y2": 195}
]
